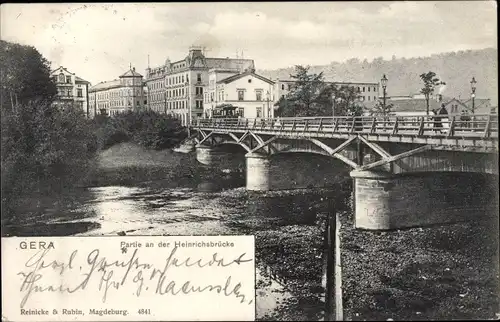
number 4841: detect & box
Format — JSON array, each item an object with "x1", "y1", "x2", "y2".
[{"x1": 138, "y1": 309, "x2": 151, "y2": 315}]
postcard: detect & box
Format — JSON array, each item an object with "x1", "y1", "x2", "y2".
[{"x1": 1, "y1": 2, "x2": 498, "y2": 321}]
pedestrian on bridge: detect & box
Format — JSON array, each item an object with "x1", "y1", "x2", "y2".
[
  {"x1": 432, "y1": 109, "x2": 442, "y2": 132},
  {"x1": 438, "y1": 104, "x2": 449, "y2": 133}
]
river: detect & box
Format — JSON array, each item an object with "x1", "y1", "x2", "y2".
[{"x1": 2, "y1": 143, "x2": 353, "y2": 321}]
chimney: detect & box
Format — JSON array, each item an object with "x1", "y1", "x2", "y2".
[{"x1": 132, "y1": 67, "x2": 136, "y2": 72}]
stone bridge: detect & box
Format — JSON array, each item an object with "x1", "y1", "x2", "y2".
[{"x1": 188, "y1": 114, "x2": 499, "y2": 230}]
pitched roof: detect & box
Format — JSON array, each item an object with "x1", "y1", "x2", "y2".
[
  {"x1": 218, "y1": 70, "x2": 274, "y2": 85},
  {"x1": 444, "y1": 98, "x2": 469, "y2": 109},
  {"x1": 205, "y1": 58, "x2": 255, "y2": 71},
  {"x1": 51, "y1": 66, "x2": 74, "y2": 75},
  {"x1": 120, "y1": 68, "x2": 143, "y2": 78},
  {"x1": 461, "y1": 98, "x2": 491, "y2": 110},
  {"x1": 89, "y1": 79, "x2": 121, "y2": 92},
  {"x1": 75, "y1": 76, "x2": 90, "y2": 84}
]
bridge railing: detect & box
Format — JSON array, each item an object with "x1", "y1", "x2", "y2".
[{"x1": 193, "y1": 114, "x2": 498, "y2": 139}]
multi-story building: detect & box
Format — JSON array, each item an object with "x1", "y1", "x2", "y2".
[
  {"x1": 274, "y1": 78, "x2": 380, "y2": 108},
  {"x1": 203, "y1": 69, "x2": 275, "y2": 119},
  {"x1": 50, "y1": 66, "x2": 90, "y2": 117},
  {"x1": 144, "y1": 46, "x2": 255, "y2": 125},
  {"x1": 88, "y1": 67, "x2": 146, "y2": 117}
]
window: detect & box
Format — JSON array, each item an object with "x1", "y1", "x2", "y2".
[
  {"x1": 368, "y1": 96, "x2": 371, "y2": 101},
  {"x1": 67, "y1": 90, "x2": 72, "y2": 97},
  {"x1": 248, "y1": 79, "x2": 252, "y2": 83},
  {"x1": 66, "y1": 76, "x2": 71, "y2": 83},
  {"x1": 256, "y1": 107, "x2": 262, "y2": 117},
  {"x1": 374, "y1": 96, "x2": 377, "y2": 101},
  {"x1": 368, "y1": 87, "x2": 371, "y2": 92},
  {"x1": 197, "y1": 73, "x2": 202, "y2": 82},
  {"x1": 210, "y1": 93, "x2": 214, "y2": 102},
  {"x1": 196, "y1": 87, "x2": 203, "y2": 95},
  {"x1": 77, "y1": 89, "x2": 83, "y2": 97},
  {"x1": 288, "y1": 84, "x2": 292, "y2": 91},
  {"x1": 238, "y1": 108, "x2": 244, "y2": 117},
  {"x1": 58, "y1": 73, "x2": 65, "y2": 83},
  {"x1": 363, "y1": 87, "x2": 365, "y2": 92},
  {"x1": 357, "y1": 87, "x2": 360, "y2": 92},
  {"x1": 182, "y1": 75, "x2": 185, "y2": 83},
  {"x1": 281, "y1": 84, "x2": 285, "y2": 90},
  {"x1": 238, "y1": 90, "x2": 245, "y2": 101},
  {"x1": 256, "y1": 91, "x2": 262, "y2": 101}
]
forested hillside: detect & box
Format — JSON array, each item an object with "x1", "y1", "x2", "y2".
[{"x1": 258, "y1": 48, "x2": 497, "y2": 105}]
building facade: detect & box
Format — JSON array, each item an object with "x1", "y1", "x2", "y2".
[
  {"x1": 144, "y1": 46, "x2": 255, "y2": 125},
  {"x1": 88, "y1": 67, "x2": 146, "y2": 117},
  {"x1": 50, "y1": 66, "x2": 90, "y2": 117},
  {"x1": 273, "y1": 79, "x2": 380, "y2": 109},
  {"x1": 203, "y1": 69, "x2": 275, "y2": 119}
]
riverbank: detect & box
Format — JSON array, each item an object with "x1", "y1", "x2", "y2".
[{"x1": 339, "y1": 201, "x2": 500, "y2": 320}]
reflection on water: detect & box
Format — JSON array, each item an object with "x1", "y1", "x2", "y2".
[
  {"x1": 256, "y1": 264, "x2": 293, "y2": 318},
  {"x1": 2, "y1": 169, "x2": 348, "y2": 320}
]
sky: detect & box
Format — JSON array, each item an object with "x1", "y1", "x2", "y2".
[{"x1": 1, "y1": 2, "x2": 497, "y2": 85}]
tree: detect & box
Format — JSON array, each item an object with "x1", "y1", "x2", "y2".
[
  {"x1": 331, "y1": 85, "x2": 363, "y2": 116},
  {"x1": 278, "y1": 65, "x2": 334, "y2": 117},
  {"x1": 420, "y1": 71, "x2": 446, "y2": 115},
  {"x1": 0, "y1": 40, "x2": 57, "y2": 112},
  {"x1": 369, "y1": 100, "x2": 394, "y2": 117},
  {"x1": 369, "y1": 100, "x2": 395, "y2": 127}
]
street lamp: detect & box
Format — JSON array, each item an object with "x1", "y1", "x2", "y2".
[
  {"x1": 381, "y1": 74, "x2": 388, "y2": 112},
  {"x1": 470, "y1": 77, "x2": 477, "y2": 114},
  {"x1": 266, "y1": 90, "x2": 271, "y2": 118},
  {"x1": 332, "y1": 93, "x2": 336, "y2": 118}
]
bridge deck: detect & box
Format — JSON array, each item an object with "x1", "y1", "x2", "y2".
[{"x1": 191, "y1": 115, "x2": 498, "y2": 151}]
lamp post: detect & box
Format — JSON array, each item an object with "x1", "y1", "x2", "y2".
[
  {"x1": 470, "y1": 77, "x2": 477, "y2": 130},
  {"x1": 332, "y1": 93, "x2": 336, "y2": 118},
  {"x1": 470, "y1": 77, "x2": 477, "y2": 115},
  {"x1": 266, "y1": 90, "x2": 271, "y2": 118},
  {"x1": 381, "y1": 74, "x2": 388, "y2": 113},
  {"x1": 381, "y1": 74, "x2": 389, "y2": 128}
]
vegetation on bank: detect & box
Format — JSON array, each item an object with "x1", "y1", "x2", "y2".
[
  {"x1": 93, "y1": 111, "x2": 187, "y2": 150},
  {"x1": 0, "y1": 40, "x2": 186, "y2": 224}
]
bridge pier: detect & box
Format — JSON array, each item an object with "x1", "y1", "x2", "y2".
[
  {"x1": 350, "y1": 170, "x2": 496, "y2": 230},
  {"x1": 195, "y1": 145, "x2": 216, "y2": 165},
  {"x1": 246, "y1": 153, "x2": 270, "y2": 191}
]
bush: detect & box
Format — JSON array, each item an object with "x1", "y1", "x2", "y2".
[
  {"x1": 1, "y1": 101, "x2": 97, "y2": 222},
  {"x1": 94, "y1": 110, "x2": 188, "y2": 150}
]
